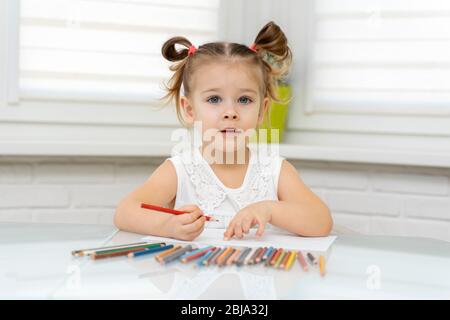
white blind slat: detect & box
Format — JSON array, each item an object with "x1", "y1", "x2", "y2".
[
  {"x1": 315, "y1": 68, "x2": 450, "y2": 91},
  {"x1": 315, "y1": 0, "x2": 450, "y2": 15},
  {"x1": 19, "y1": 0, "x2": 220, "y2": 103},
  {"x1": 20, "y1": 25, "x2": 215, "y2": 55},
  {"x1": 311, "y1": 0, "x2": 450, "y2": 113},
  {"x1": 21, "y1": 0, "x2": 218, "y2": 32}
]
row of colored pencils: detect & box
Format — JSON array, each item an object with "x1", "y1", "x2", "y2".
[{"x1": 72, "y1": 242, "x2": 326, "y2": 276}]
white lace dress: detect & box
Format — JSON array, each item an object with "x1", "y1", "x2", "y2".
[{"x1": 167, "y1": 144, "x2": 285, "y2": 229}]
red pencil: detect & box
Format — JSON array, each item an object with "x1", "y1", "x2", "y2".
[{"x1": 140, "y1": 203, "x2": 218, "y2": 222}]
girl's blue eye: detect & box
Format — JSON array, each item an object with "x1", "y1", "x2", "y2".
[
  {"x1": 207, "y1": 96, "x2": 221, "y2": 104},
  {"x1": 238, "y1": 96, "x2": 253, "y2": 104}
]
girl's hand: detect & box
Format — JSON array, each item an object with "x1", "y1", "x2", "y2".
[
  {"x1": 223, "y1": 202, "x2": 272, "y2": 240},
  {"x1": 166, "y1": 204, "x2": 206, "y2": 241}
]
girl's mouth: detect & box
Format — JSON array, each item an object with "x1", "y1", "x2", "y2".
[{"x1": 219, "y1": 128, "x2": 242, "y2": 136}]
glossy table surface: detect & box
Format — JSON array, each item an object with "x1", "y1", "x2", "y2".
[{"x1": 1, "y1": 222, "x2": 449, "y2": 299}]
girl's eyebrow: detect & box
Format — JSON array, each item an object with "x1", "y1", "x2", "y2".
[
  {"x1": 201, "y1": 88, "x2": 220, "y2": 94},
  {"x1": 201, "y1": 88, "x2": 257, "y2": 94},
  {"x1": 239, "y1": 88, "x2": 257, "y2": 94}
]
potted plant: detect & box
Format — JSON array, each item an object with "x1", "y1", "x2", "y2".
[{"x1": 255, "y1": 51, "x2": 291, "y2": 144}]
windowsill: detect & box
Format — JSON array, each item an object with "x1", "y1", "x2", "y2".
[{"x1": 1, "y1": 141, "x2": 450, "y2": 168}]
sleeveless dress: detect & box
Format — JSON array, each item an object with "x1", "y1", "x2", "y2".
[{"x1": 167, "y1": 144, "x2": 285, "y2": 229}]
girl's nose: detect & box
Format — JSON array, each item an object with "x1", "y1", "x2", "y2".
[
  {"x1": 223, "y1": 108, "x2": 239, "y2": 120},
  {"x1": 223, "y1": 113, "x2": 238, "y2": 120}
]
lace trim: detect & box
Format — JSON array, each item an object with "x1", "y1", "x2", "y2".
[
  {"x1": 230, "y1": 159, "x2": 273, "y2": 210},
  {"x1": 178, "y1": 147, "x2": 275, "y2": 216}
]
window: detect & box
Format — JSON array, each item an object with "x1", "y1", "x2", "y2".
[
  {"x1": 19, "y1": 0, "x2": 220, "y2": 104},
  {"x1": 282, "y1": 0, "x2": 450, "y2": 153},
  {"x1": 307, "y1": 0, "x2": 450, "y2": 116}
]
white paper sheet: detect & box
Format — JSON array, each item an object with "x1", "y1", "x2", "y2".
[{"x1": 142, "y1": 228, "x2": 336, "y2": 252}]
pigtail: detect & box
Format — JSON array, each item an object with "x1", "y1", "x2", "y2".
[
  {"x1": 251, "y1": 21, "x2": 292, "y2": 107},
  {"x1": 161, "y1": 37, "x2": 193, "y2": 125},
  {"x1": 162, "y1": 36, "x2": 192, "y2": 62},
  {"x1": 253, "y1": 21, "x2": 292, "y2": 80}
]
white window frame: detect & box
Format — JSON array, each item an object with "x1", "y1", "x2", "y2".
[
  {"x1": 1, "y1": 0, "x2": 219, "y2": 144},
  {"x1": 1, "y1": 0, "x2": 450, "y2": 168},
  {"x1": 289, "y1": 0, "x2": 450, "y2": 152}
]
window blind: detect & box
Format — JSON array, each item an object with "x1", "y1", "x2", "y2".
[
  {"x1": 309, "y1": 0, "x2": 450, "y2": 113},
  {"x1": 19, "y1": 0, "x2": 220, "y2": 104}
]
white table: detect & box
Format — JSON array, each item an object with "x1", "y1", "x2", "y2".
[{"x1": 1, "y1": 222, "x2": 449, "y2": 299}]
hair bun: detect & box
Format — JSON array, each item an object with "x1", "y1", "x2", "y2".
[
  {"x1": 161, "y1": 36, "x2": 193, "y2": 62},
  {"x1": 253, "y1": 21, "x2": 291, "y2": 62}
]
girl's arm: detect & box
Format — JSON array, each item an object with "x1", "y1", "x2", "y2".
[
  {"x1": 223, "y1": 160, "x2": 333, "y2": 240},
  {"x1": 267, "y1": 160, "x2": 333, "y2": 236},
  {"x1": 115, "y1": 160, "x2": 206, "y2": 239},
  {"x1": 114, "y1": 159, "x2": 177, "y2": 236}
]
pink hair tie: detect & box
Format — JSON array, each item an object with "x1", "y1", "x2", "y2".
[
  {"x1": 188, "y1": 45, "x2": 197, "y2": 56},
  {"x1": 249, "y1": 43, "x2": 257, "y2": 52}
]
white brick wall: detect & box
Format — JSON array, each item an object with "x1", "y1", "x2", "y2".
[
  {"x1": 296, "y1": 161, "x2": 450, "y2": 242},
  {"x1": 0, "y1": 157, "x2": 159, "y2": 226},
  {"x1": 1, "y1": 157, "x2": 449, "y2": 242}
]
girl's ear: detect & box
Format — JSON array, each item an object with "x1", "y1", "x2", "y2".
[
  {"x1": 180, "y1": 96, "x2": 195, "y2": 125},
  {"x1": 258, "y1": 97, "x2": 270, "y2": 125}
]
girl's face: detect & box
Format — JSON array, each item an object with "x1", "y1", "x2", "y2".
[{"x1": 180, "y1": 61, "x2": 269, "y2": 156}]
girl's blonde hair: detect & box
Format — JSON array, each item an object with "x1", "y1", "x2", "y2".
[{"x1": 161, "y1": 21, "x2": 292, "y2": 126}]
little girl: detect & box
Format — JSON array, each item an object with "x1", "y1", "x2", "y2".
[{"x1": 114, "y1": 21, "x2": 333, "y2": 241}]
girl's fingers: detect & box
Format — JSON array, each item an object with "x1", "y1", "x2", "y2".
[
  {"x1": 242, "y1": 217, "x2": 253, "y2": 234},
  {"x1": 256, "y1": 218, "x2": 265, "y2": 237},
  {"x1": 188, "y1": 221, "x2": 205, "y2": 239},
  {"x1": 176, "y1": 204, "x2": 199, "y2": 212},
  {"x1": 234, "y1": 222, "x2": 244, "y2": 239},
  {"x1": 178, "y1": 210, "x2": 204, "y2": 224},
  {"x1": 223, "y1": 221, "x2": 236, "y2": 240},
  {"x1": 185, "y1": 216, "x2": 206, "y2": 233}
]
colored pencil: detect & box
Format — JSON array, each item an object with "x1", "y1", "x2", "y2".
[
  {"x1": 244, "y1": 248, "x2": 256, "y2": 265},
  {"x1": 216, "y1": 247, "x2": 233, "y2": 266},
  {"x1": 91, "y1": 246, "x2": 153, "y2": 260},
  {"x1": 307, "y1": 252, "x2": 317, "y2": 266},
  {"x1": 262, "y1": 247, "x2": 274, "y2": 261},
  {"x1": 160, "y1": 245, "x2": 193, "y2": 264},
  {"x1": 140, "y1": 203, "x2": 218, "y2": 222},
  {"x1": 205, "y1": 247, "x2": 224, "y2": 266},
  {"x1": 93, "y1": 242, "x2": 165, "y2": 256},
  {"x1": 319, "y1": 255, "x2": 326, "y2": 277},
  {"x1": 285, "y1": 251, "x2": 296, "y2": 271},
  {"x1": 181, "y1": 246, "x2": 214, "y2": 263},
  {"x1": 274, "y1": 250, "x2": 286, "y2": 268},
  {"x1": 128, "y1": 244, "x2": 174, "y2": 258},
  {"x1": 255, "y1": 247, "x2": 267, "y2": 263},
  {"x1": 265, "y1": 248, "x2": 277, "y2": 266},
  {"x1": 197, "y1": 248, "x2": 218, "y2": 266},
  {"x1": 279, "y1": 250, "x2": 291, "y2": 269},
  {"x1": 180, "y1": 246, "x2": 211, "y2": 261},
  {"x1": 227, "y1": 248, "x2": 241, "y2": 265},
  {"x1": 233, "y1": 248, "x2": 248, "y2": 266},
  {"x1": 218, "y1": 248, "x2": 235, "y2": 267},
  {"x1": 236, "y1": 248, "x2": 252, "y2": 267},
  {"x1": 244, "y1": 248, "x2": 257, "y2": 265},
  {"x1": 72, "y1": 241, "x2": 148, "y2": 257},
  {"x1": 210, "y1": 247, "x2": 226, "y2": 265},
  {"x1": 248, "y1": 248, "x2": 260, "y2": 265},
  {"x1": 269, "y1": 248, "x2": 282, "y2": 266},
  {"x1": 297, "y1": 251, "x2": 309, "y2": 271},
  {"x1": 251, "y1": 248, "x2": 263, "y2": 264},
  {"x1": 155, "y1": 245, "x2": 182, "y2": 262}
]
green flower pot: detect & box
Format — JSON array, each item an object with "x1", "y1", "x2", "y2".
[{"x1": 252, "y1": 84, "x2": 291, "y2": 144}]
